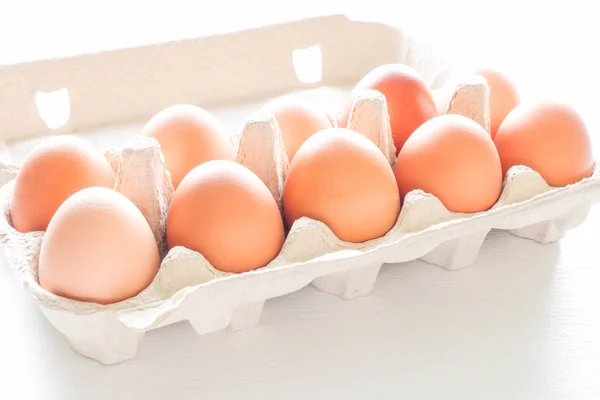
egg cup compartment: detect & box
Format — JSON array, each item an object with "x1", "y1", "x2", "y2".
[
  {"x1": 508, "y1": 204, "x2": 591, "y2": 244},
  {"x1": 3, "y1": 74, "x2": 600, "y2": 366},
  {"x1": 1, "y1": 15, "x2": 600, "y2": 365},
  {"x1": 311, "y1": 262, "x2": 382, "y2": 299}
]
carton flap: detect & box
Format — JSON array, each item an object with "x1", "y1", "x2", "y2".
[{"x1": 0, "y1": 15, "x2": 401, "y2": 142}]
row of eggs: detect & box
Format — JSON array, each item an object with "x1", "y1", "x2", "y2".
[{"x1": 9, "y1": 64, "x2": 594, "y2": 305}]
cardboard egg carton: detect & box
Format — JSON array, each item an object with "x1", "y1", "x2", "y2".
[{"x1": 1, "y1": 14, "x2": 600, "y2": 365}]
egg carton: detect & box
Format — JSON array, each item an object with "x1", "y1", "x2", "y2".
[
  {"x1": 2, "y1": 15, "x2": 600, "y2": 365},
  {"x1": 1, "y1": 77, "x2": 600, "y2": 365}
]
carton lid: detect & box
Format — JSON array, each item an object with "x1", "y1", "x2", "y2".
[{"x1": 0, "y1": 15, "x2": 403, "y2": 143}]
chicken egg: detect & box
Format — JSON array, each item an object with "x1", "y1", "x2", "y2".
[
  {"x1": 10, "y1": 135, "x2": 115, "y2": 233},
  {"x1": 142, "y1": 104, "x2": 235, "y2": 189},
  {"x1": 395, "y1": 114, "x2": 502, "y2": 213},
  {"x1": 39, "y1": 187, "x2": 160, "y2": 305},
  {"x1": 474, "y1": 69, "x2": 520, "y2": 139},
  {"x1": 339, "y1": 64, "x2": 437, "y2": 154},
  {"x1": 261, "y1": 96, "x2": 332, "y2": 161},
  {"x1": 283, "y1": 128, "x2": 400, "y2": 243},
  {"x1": 494, "y1": 101, "x2": 594, "y2": 186},
  {"x1": 167, "y1": 160, "x2": 285, "y2": 273}
]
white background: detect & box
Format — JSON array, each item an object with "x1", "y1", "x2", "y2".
[{"x1": 1, "y1": 1, "x2": 600, "y2": 399}]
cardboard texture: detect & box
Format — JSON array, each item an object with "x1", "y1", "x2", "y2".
[{"x1": 0, "y1": 15, "x2": 599, "y2": 365}]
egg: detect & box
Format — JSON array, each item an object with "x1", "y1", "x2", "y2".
[
  {"x1": 39, "y1": 187, "x2": 160, "y2": 305},
  {"x1": 494, "y1": 101, "x2": 594, "y2": 186},
  {"x1": 283, "y1": 128, "x2": 400, "y2": 243},
  {"x1": 339, "y1": 64, "x2": 437, "y2": 154},
  {"x1": 142, "y1": 104, "x2": 235, "y2": 189},
  {"x1": 10, "y1": 136, "x2": 115, "y2": 233},
  {"x1": 167, "y1": 160, "x2": 285, "y2": 273},
  {"x1": 474, "y1": 69, "x2": 520, "y2": 139},
  {"x1": 261, "y1": 96, "x2": 332, "y2": 161},
  {"x1": 394, "y1": 114, "x2": 502, "y2": 213}
]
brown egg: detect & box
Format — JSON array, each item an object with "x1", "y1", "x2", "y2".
[
  {"x1": 339, "y1": 64, "x2": 437, "y2": 154},
  {"x1": 494, "y1": 101, "x2": 594, "y2": 186},
  {"x1": 142, "y1": 104, "x2": 235, "y2": 189},
  {"x1": 395, "y1": 115, "x2": 502, "y2": 213},
  {"x1": 283, "y1": 128, "x2": 400, "y2": 243},
  {"x1": 474, "y1": 69, "x2": 520, "y2": 139},
  {"x1": 167, "y1": 160, "x2": 285, "y2": 273},
  {"x1": 39, "y1": 187, "x2": 160, "y2": 305},
  {"x1": 261, "y1": 96, "x2": 332, "y2": 161},
  {"x1": 10, "y1": 136, "x2": 115, "y2": 233}
]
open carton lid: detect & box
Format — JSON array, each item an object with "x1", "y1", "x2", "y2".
[
  {"x1": 0, "y1": 14, "x2": 456, "y2": 145},
  {"x1": 2, "y1": 14, "x2": 598, "y2": 366}
]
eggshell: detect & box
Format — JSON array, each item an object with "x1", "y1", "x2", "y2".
[
  {"x1": 142, "y1": 104, "x2": 235, "y2": 189},
  {"x1": 38, "y1": 187, "x2": 160, "y2": 305},
  {"x1": 394, "y1": 114, "x2": 502, "y2": 213},
  {"x1": 474, "y1": 69, "x2": 520, "y2": 139},
  {"x1": 339, "y1": 64, "x2": 437, "y2": 154},
  {"x1": 166, "y1": 160, "x2": 285, "y2": 273},
  {"x1": 10, "y1": 136, "x2": 115, "y2": 233},
  {"x1": 494, "y1": 101, "x2": 594, "y2": 187},
  {"x1": 283, "y1": 128, "x2": 400, "y2": 243},
  {"x1": 260, "y1": 96, "x2": 332, "y2": 161}
]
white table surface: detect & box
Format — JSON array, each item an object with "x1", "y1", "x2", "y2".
[{"x1": 2, "y1": 1, "x2": 600, "y2": 399}]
